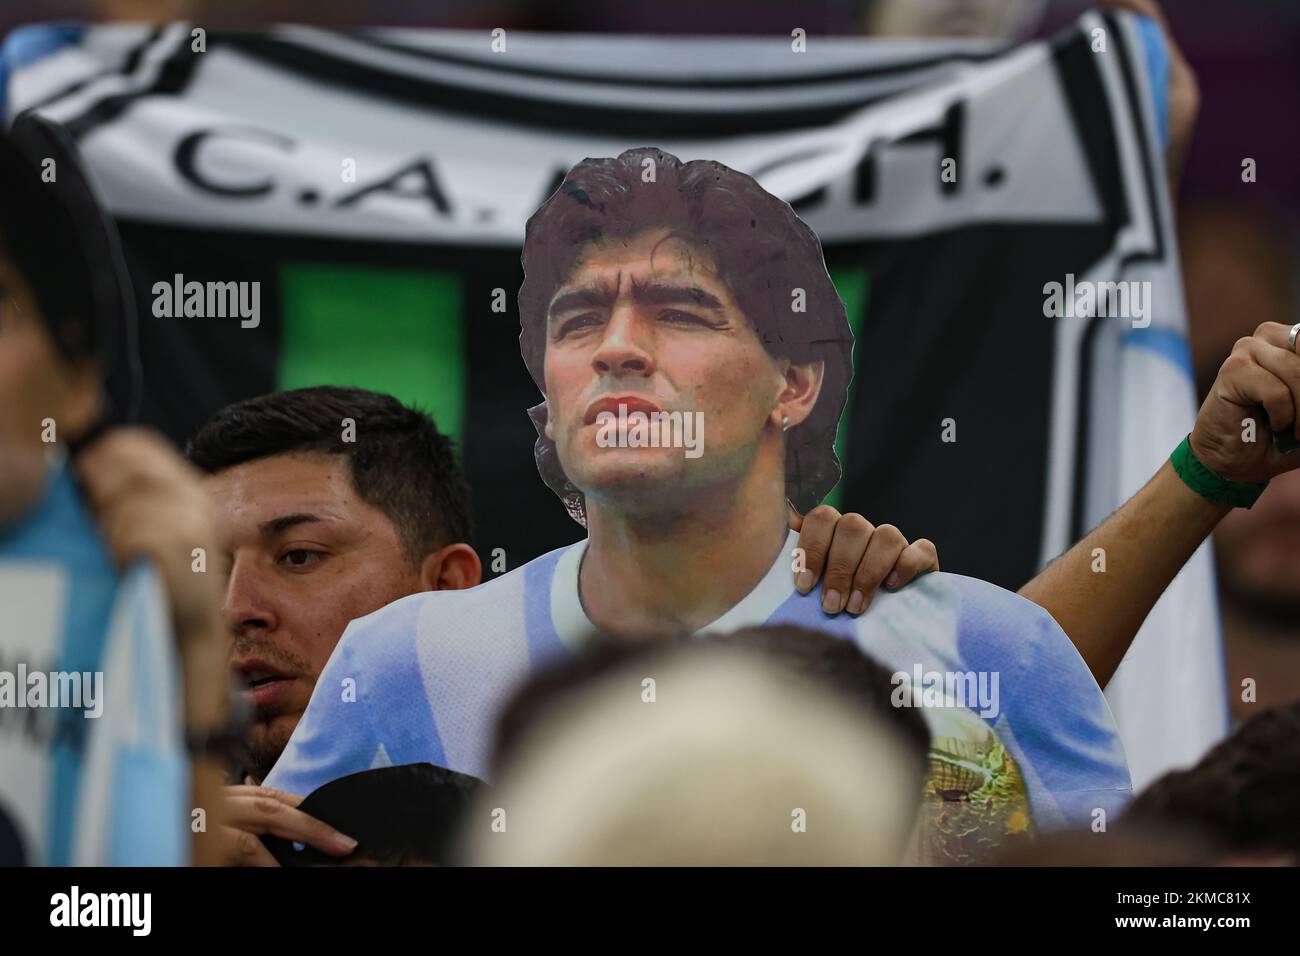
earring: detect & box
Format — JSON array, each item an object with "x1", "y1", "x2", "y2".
[{"x1": 781, "y1": 414, "x2": 790, "y2": 432}]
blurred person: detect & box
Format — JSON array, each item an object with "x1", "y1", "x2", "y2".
[
  {"x1": 1121, "y1": 700, "x2": 1300, "y2": 864},
  {"x1": 1181, "y1": 205, "x2": 1300, "y2": 723},
  {"x1": 193, "y1": 386, "x2": 933, "y2": 864},
  {"x1": 265, "y1": 147, "x2": 1132, "y2": 843},
  {"x1": 1183, "y1": 207, "x2": 1297, "y2": 393},
  {"x1": 492, "y1": 624, "x2": 1035, "y2": 865},
  {"x1": 492, "y1": 624, "x2": 932, "y2": 778},
  {"x1": 0, "y1": 112, "x2": 229, "y2": 865},
  {"x1": 468, "y1": 640, "x2": 926, "y2": 866}
]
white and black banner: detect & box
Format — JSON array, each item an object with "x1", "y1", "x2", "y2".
[{"x1": 2, "y1": 11, "x2": 1226, "y2": 785}]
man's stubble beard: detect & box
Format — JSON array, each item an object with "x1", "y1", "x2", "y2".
[
  {"x1": 244, "y1": 717, "x2": 298, "y2": 784},
  {"x1": 230, "y1": 633, "x2": 315, "y2": 781}
]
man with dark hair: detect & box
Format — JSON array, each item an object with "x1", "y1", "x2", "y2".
[
  {"x1": 265, "y1": 148, "x2": 1131, "y2": 848},
  {"x1": 1121, "y1": 700, "x2": 1300, "y2": 863},
  {"x1": 188, "y1": 385, "x2": 474, "y2": 569},
  {"x1": 186, "y1": 385, "x2": 481, "y2": 790}
]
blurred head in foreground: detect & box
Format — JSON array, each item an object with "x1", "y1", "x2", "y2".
[
  {"x1": 1120, "y1": 701, "x2": 1300, "y2": 865},
  {"x1": 468, "y1": 626, "x2": 928, "y2": 866}
]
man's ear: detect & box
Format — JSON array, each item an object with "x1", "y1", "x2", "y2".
[
  {"x1": 418, "y1": 542, "x2": 483, "y2": 592},
  {"x1": 773, "y1": 358, "x2": 825, "y2": 431}
]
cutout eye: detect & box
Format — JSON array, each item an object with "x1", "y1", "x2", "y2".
[
  {"x1": 661, "y1": 310, "x2": 722, "y2": 329},
  {"x1": 557, "y1": 314, "x2": 601, "y2": 337}
]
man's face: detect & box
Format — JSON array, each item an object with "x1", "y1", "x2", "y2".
[
  {"x1": 1215, "y1": 469, "x2": 1300, "y2": 616},
  {"x1": 207, "y1": 452, "x2": 425, "y2": 778},
  {"x1": 542, "y1": 228, "x2": 785, "y2": 513},
  {"x1": 0, "y1": 253, "x2": 97, "y2": 526}
]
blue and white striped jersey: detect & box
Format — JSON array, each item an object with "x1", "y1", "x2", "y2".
[{"x1": 267, "y1": 530, "x2": 1131, "y2": 830}]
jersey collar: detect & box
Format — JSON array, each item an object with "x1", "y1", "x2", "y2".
[{"x1": 550, "y1": 528, "x2": 801, "y2": 653}]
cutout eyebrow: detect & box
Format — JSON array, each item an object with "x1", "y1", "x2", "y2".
[
  {"x1": 548, "y1": 284, "x2": 619, "y2": 320},
  {"x1": 629, "y1": 281, "x2": 725, "y2": 312},
  {"x1": 548, "y1": 280, "x2": 725, "y2": 323}
]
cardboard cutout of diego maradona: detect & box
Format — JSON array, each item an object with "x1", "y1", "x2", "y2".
[{"x1": 265, "y1": 148, "x2": 1131, "y2": 862}]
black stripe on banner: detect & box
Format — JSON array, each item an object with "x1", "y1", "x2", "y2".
[
  {"x1": 20, "y1": 27, "x2": 163, "y2": 117},
  {"x1": 1105, "y1": 10, "x2": 1167, "y2": 269},
  {"x1": 121, "y1": 28, "x2": 158, "y2": 75},
  {"x1": 219, "y1": 33, "x2": 903, "y2": 137},
  {"x1": 343, "y1": 28, "x2": 1010, "y2": 90},
  {"x1": 1053, "y1": 23, "x2": 1132, "y2": 546},
  {"x1": 1066, "y1": 13, "x2": 1170, "y2": 544},
  {"x1": 1052, "y1": 28, "x2": 1130, "y2": 233},
  {"x1": 61, "y1": 30, "x2": 204, "y2": 141},
  {"x1": 1071, "y1": 311, "x2": 1109, "y2": 545}
]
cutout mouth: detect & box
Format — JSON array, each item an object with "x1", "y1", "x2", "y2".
[{"x1": 583, "y1": 395, "x2": 662, "y2": 425}]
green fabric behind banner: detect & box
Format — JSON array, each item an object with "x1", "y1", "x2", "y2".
[{"x1": 277, "y1": 263, "x2": 467, "y2": 443}]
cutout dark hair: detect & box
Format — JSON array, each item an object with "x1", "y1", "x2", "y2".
[{"x1": 518, "y1": 147, "x2": 854, "y2": 524}]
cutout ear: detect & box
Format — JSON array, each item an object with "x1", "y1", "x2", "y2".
[{"x1": 771, "y1": 358, "x2": 825, "y2": 431}]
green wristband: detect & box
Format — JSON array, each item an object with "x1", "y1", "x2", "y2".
[{"x1": 1170, "y1": 435, "x2": 1268, "y2": 509}]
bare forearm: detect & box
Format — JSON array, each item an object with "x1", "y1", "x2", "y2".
[{"x1": 1018, "y1": 461, "x2": 1228, "y2": 687}]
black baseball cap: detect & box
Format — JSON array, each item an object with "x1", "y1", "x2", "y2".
[{"x1": 264, "y1": 763, "x2": 486, "y2": 867}]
